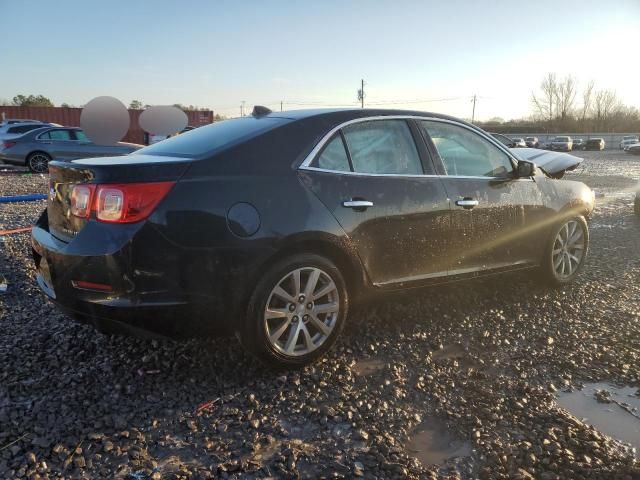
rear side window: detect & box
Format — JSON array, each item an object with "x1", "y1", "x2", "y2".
[
  {"x1": 136, "y1": 116, "x2": 289, "y2": 157},
  {"x1": 342, "y1": 120, "x2": 422, "y2": 175},
  {"x1": 8, "y1": 124, "x2": 43, "y2": 134},
  {"x1": 421, "y1": 120, "x2": 513, "y2": 177},
  {"x1": 315, "y1": 135, "x2": 351, "y2": 172},
  {"x1": 40, "y1": 130, "x2": 73, "y2": 140}
]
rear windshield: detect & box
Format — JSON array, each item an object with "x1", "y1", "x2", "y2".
[
  {"x1": 136, "y1": 116, "x2": 289, "y2": 158},
  {"x1": 555, "y1": 137, "x2": 570, "y2": 142}
]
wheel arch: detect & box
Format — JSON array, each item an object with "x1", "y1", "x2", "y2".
[{"x1": 250, "y1": 233, "x2": 368, "y2": 305}]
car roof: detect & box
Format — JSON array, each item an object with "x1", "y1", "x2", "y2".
[{"x1": 258, "y1": 107, "x2": 461, "y2": 122}]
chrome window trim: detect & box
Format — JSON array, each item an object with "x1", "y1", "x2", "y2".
[
  {"x1": 298, "y1": 115, "x2": 523, "y2": 178},
  {"x1": 299, "y1": 165, "x2": 534, "y2": 182}
]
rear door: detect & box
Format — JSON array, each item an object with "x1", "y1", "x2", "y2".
[
  {"x1": 418, "y1": 119, "x2": 546, "y2": 276},
  {"x1": 37, "y1": 129, "x2": 78, "y2": 160},
  {"x1": 300, "y1": 118, "x2": 451, "y2": 287}
]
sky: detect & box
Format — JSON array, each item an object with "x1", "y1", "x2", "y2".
[{"x1": 1, "y1": 0, "x2": 639, "y2": 121}]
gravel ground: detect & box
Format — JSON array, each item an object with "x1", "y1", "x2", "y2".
[{"x1": 1, "y1": 152, "x2": 639, "y2": 479}]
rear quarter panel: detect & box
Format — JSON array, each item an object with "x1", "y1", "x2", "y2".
[{"x1": 144, "y1": 168, "x2": 362, "y2": 321}]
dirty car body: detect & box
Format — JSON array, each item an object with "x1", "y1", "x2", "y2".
[{"x1": 32, "y1": 108, "x2": 595, "y2": 362}]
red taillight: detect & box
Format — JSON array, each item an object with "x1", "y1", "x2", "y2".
[
  {"x1": 70, "y1": 182, "x2": 175, "y2": 224},
  {"x1": 2, "y1": 141, "x2": 17, "y2": 149},
  {"x1": 71, "y1": 280, "x2": 113, "y2": 292}
]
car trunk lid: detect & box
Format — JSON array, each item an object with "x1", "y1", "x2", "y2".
[{"x1": 47, "y1": 154, "x2": 191, "y2": 242}]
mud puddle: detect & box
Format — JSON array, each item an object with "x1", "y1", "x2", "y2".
[
  {"x1": 406, "y1": 417, "x2": 472, "y2": 466},
  {"x1": 556, "y1": 382, "x2": 640, "y2": 456}
]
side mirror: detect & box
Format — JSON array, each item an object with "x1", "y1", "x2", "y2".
[{"x1": 517, "y1": 161, "x2": 535, "y2": 178}]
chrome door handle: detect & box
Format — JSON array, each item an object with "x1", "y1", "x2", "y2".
[
  {"x1": 342, "y1": 200, "x2": 374, "y2": 209},
  {"x1": 455, "y1": 198, "x2": 479, "y2": 209}
]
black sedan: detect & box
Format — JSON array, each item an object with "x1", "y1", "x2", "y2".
[{"x1": 32, "y1": 108, "x2": 595, "y2": 367}]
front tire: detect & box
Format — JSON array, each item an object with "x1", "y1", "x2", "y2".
[
  {"x1": 27, "y1": 152, "x2": 51, "y2": 173},
  {"x1": 539, "y1": 216, "x2": 589, "y2": 286},
  {"x1": 239, "y1": 254, "x2": 349, "y2": 368}
]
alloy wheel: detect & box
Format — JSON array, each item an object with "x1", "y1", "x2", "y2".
[
  {"x1": 264, "y1": 267, "x2": 339, "y2": 357},
  {"x1": 552, "y1": 220, "x2": 585, "y2": 278},
  {"x1": 28, "y1": 154, "x2": 49, "y2": 173}
]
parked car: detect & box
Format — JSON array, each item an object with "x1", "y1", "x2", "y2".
[
  {"x1": 32, "y1": 107, "x2": 595, "y2": 367},
  {"x1": 572, "y1": 138, "x2": 585, "y2": 150},
  {"x1": 525, "y1": 137, "x2": 539, "y2": 148},
  {"x1": 490, "y1": 132, "x2": 516, "y2": 147},
  {"x1": 626, "y1": 143, "x2": 640, "y2": 155},
  {"x1": 620, "y1": 135, "x2": 639, "y2": 150},
  {"x1": 551, "y1": 136, "x2": 573, "y2": 151},
  {"x1": 512, "y1": 138, "x2": 526, "y2": 148},
  {"x1": 146, "y1": 126, "x2": 197, "y2": 145},
  {"x1": 0, "y1": 122, "x2": 55, "y2": 142},
  {"x1": 0, "y1": 118, "x2": 43, "y2": 126},
  {"x1": 0, "y1": 127, "x2": 142, "y2": 173},
  {"x1": 584, "y1": 138, "x2": 605, "y2": 151}
]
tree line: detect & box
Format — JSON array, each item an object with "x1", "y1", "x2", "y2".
[{"x1": 480, "y1": 74, "x2": 639, "y2": 134}]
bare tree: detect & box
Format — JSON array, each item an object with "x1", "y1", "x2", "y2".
[
  {"x1": 592, "y1": 89, "x2": 621, "y2": 129},
  {"x1": 555, "y1": 75, "x2": 577, "y2": 120},
  {"x1": 531, "y1": 73, "x2": 557, "y2": 121},
  {"x1": 580, "y1": 80, "x2": 594, "y2": 122}
]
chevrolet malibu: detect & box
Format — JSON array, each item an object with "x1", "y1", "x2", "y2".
[{"x1": 32, "y1": 108, "x2": 595, "y2": 367}]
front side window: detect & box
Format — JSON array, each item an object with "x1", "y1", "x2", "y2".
[
  {"x1": 314, "y1": 134, "x2": 351, "y2": 172},
  {"x1": 342, "y1": 120, "x2": 422, "y2": 175},
  {"x1": 74, "y1": 130, "x2": 89, "y2": 141},
  {"x1": 421, "y1": 121, "x2": 513, "y2": 177}
]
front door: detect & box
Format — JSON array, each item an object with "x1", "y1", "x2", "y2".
[
  {"x1": 300, "y1": 119, "x2": 451, "y2": 287},
  {"x1": 418, "y1": 119, "x2": 546, "y2": 276}
]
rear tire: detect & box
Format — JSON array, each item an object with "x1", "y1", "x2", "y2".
[
  {"x1": 634, "y1": 195, "x2": 640, "y2": 216},
  {"x1": 27, "y1": 152, "x2": 51, "y2": 173},
  {"x1": 239, "y1": 253, "x2": 348, "y2": 368},
  {"x1": 538, "y1": 216, "x2": 589, "y2": 286}
]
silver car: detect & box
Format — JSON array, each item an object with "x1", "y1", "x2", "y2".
[
  {"x1": 0, "y1": 126, "x2": 142, "y2": 173},
  {"x1": 551, "y1": 136, "x2": 573, "y2": 152}
]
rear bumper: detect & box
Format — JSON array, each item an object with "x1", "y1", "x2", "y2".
[
  {"x1": 0, "y1": 151, "x2": 25, "y2": 164},
  {"x1": 31, "y1": 211, "x2": 235, "y2": 337}
]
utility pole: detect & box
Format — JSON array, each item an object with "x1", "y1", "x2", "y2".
[
  {"x1": 471, "y1": 94, "x2": 477, "y2": 123},
  {"x1": 357, "y1": 79, "x2": 365, "y2": 108},
  {"x1": 280, "y1": 101, "x2": 283, "y2": 112},
  {"x1": 240, "y1": 100, "x2": 245, "y2": 117}
]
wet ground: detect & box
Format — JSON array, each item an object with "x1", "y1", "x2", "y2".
[
  {"x1": 0, "y1": 150, "x2": 639, "y2": 479},
  {"x1": 556, "y1": 383, "x2": 640, "y2": 457}
]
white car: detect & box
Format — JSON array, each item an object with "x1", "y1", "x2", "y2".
[
  {"x1": 0, "y1": 118, "x2": 43, "y2": 127},
  {"x1": 0, "y1": 123, "x2": 54, "y2": 142},
  {"x1": 620, "y1": 135, "x2": 639, "y2": 150}
]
